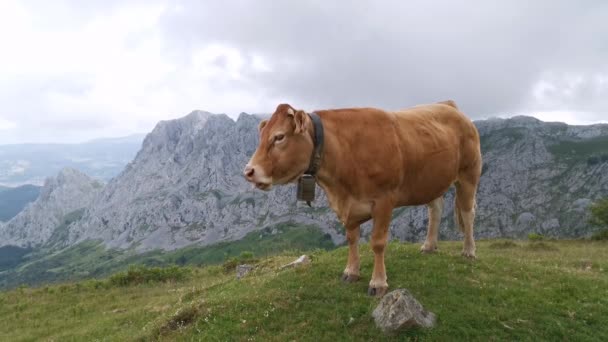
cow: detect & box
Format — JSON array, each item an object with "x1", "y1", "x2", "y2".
[{"x1": 243, "y1": 101, "x2": 482, "y2": 297}]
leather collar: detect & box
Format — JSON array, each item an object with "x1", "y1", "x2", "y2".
[{"x1": 305, "y1": 112, "x2": 324, "y2": 176}]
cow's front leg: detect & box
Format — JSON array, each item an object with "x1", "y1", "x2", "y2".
[
  {"x1": 341, "y1": 223, "x2": 360, "y2": 283},
  {"x1": 368, "y1": 199, "x2": 394, "y2": 297}
]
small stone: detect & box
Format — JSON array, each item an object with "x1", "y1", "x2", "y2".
[
  {"x1": 372, "y1": 289, "x2": 436, "y2": 333},
  {"x1": 236, "y1": 264, "x2": 254, "y2": 279},
  {"x1": 280, "y1": 255, "x2": 311, "y2": 270}
]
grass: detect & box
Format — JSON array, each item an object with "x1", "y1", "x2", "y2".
[
  {"x1": 1, "y1": 239, "x2": 607, "y2": 341},
  {"x1": 108, "y1": 265, "x2": 192, "y2": 287},
  {"x1": 0, "y1": 223, "x2": 335, "y2": 290}
]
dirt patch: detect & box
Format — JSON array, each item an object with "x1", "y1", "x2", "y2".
[
  {"x1": 525, "y1": 242, "x2": 559, "y2": 252},
  {"x1": 489, "y1": 241, "x2": 519, "y2": 249}
]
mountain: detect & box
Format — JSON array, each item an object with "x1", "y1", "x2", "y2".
[
  {"x1": 0, "y1": 168, "x2": 103, "y2": 247},
  {"x1": 0, "y1": 134, "x2": 145, "y2": 187},
  {"x1": 67, "y1": 111, "x2": 341, "y2": 251},
  {"x1": 0, "y1": 184, "x2": 41, "y2": 222},
  {"x1": 1, "y1": 111, "x2": 607, "y2": 253}
]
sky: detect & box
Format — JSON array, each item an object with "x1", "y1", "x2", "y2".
[{"x1": 0, "y1": 0, "x2": 607, "y2": 144}]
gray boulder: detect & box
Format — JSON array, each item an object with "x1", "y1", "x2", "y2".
[
  {"x1": 372, "y1": 289, "x2": 436, "y2": 333},
  {"x1": 236, "y1": 264, "x2": 254, "y2": 279}
]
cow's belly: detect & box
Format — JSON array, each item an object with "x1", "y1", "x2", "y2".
[
  {"x1": 398, "y1": 179, "x2": 453, "y2": 206},
  {"x1": 397, "y1": 151, "x2": 459, "y2": 206},
  {"x1": 324, "y1": 189, "x2": 373, "y2": 225}
]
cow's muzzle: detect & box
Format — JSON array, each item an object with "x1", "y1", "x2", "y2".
[{"x1": 243, "y1": 164, "x2": 272, "y2": 191}]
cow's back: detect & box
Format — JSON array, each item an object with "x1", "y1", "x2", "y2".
[{"x1": 390, "y1": 103, "x2": 480, "y2": 205}]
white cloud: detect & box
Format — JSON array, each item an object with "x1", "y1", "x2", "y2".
[
  {"x1": 0, "y1": 1, "x2": 279, "y2": 144},
  {"x1": 0, "y1": 118, "x2": 17, "y2": 131},
  {"x1": 0, "y1": 1, "x2": 607, "y2": 144},
  {"x1": 531, "y1": 111, "x2": 608, "y2": 126}
]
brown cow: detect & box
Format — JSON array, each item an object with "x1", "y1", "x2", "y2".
[{"x1": 244, "y1": 101, "x2": 481, "y2": 297}]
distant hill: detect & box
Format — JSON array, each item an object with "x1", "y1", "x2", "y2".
[
  {"x1": 0, "y1": 168, "x2": 102, "y2": 246},
  {"x1": 0, "y1": 184, "x2": 41, "y2": 222},
  {"x1": 0, "y1": 134, "x2": 145, "y2": 186}
]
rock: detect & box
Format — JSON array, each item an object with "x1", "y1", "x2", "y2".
[
  {"x1": 372, "y1": 289, "x2": 436, "y2": 333},
  {"x1": 236, "y1": 264, "x2": 254, "y2": 279},
  {"x1": 541, "y1": 218, "x2": 560, "y2": 231},
  {"x1": 571, "y1": 198, "x2": 592, "y2": 213},
  {"x1": 514, "y1": 212, "x2": 536, "y2": 235},
  {"x1": 0, "y1": 168, "x2": 102, "y2": 248},
  {"x1": 280, "y1": 255, "x2": 311, "y2": 270}
]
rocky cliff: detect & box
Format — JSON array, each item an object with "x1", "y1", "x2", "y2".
[
  {"x1": 0, "y1": 168, "x2": 102, "y2": 247},
  {"x1": 2, "y1": 111, "x2": 607, "y2": 250}
]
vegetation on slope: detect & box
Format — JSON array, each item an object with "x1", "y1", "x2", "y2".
[
  {"x1": 590, "y1": 198, "x2": 608, "y2": 227},
  {"x1": 1, "y1": 240, "x2": 607, "y2": 341},
  {"x1": 547, "y1": 135, "x2": 608, "y2": 165},
  {"x1": 0, "y1": 223, "x2": 334, "y2": 289}
]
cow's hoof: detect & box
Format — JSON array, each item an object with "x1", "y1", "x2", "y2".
[
  {"x1": 420, "y1": 244, "x2": 438, "y2": 253},
  {"x1": 367, "y1": 286, "x2": 388, "y2": 297},
  {"x1": 461, "y1": 250, "x2": 476, "y2": 259},
  {"x1": 341, "y1": 273, "x2": 360, "y2": 283}
]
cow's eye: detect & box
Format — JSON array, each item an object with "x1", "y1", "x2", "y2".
[{"x1": 274, "y1": 134, "x2": 285, "y2": 143}]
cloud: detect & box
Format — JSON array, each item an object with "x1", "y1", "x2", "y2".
[{"x1": 0, "y1": 0, "x2": 607, "y2": 143}]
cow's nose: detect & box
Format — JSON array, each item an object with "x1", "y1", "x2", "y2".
[{"x1": 243, "y1": 165, "x2": 255, "y2": 179}]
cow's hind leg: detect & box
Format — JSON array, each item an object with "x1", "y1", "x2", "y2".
[
  {"x1": 368, "y1": 198, "x2": 394, "y2": 297},
  {"x1": 420, "y1": 197, "x2": 444, "y2": 253},
  {"x1": 455, "y1": 180, "x2": 478, "y2": 258},
  {"x1": 341, "y1": 223, "x2": 360, "y2": 283}
]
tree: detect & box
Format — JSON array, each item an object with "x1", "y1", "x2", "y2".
[{"x1": 589, "y1": 198, "x2": 608, "y2": 228}]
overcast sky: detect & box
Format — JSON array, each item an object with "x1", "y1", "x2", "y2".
[{"x1": 0, "y1": 0, "x2": 607, "y2": 144}]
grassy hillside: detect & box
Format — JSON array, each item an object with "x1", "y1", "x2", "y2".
[
  {"x1": 0, "y1": 223, "x2": 334, "y2": 289},
  {"x1": 1, "y1": 240, "x2": 607, "y2": 341}
]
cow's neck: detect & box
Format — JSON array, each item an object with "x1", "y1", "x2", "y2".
[{"x1": 306, "y1": 114, "x2": 352, "y2": 222}]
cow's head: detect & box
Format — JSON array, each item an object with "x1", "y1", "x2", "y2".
[{"x1": 243, "y1": 103, "x2": 314, "y2": 191}]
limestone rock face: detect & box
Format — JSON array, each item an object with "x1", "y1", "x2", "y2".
[
  {"x1": 0, "y1": 168, "x2": 102, "y2": 247},
  {"x1": 2, "y1": 111, "x2": 607, "y2": 251}
]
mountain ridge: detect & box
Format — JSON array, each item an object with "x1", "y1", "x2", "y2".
[{"x1": 1, "y1": 111, "x2": 607, "y2": 252}]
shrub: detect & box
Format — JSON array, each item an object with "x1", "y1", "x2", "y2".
[
  {"x1": 589, "y1": 198, "x2": 608, "y2": 228},
  {"x1": 222, "y1": 257, "x2": 239, "y2": 272},
  {"x1": 222, "y1": 252, "x2": 257, "y2": 273},
  {"x1": 154, "y1": 300, "x2": 205, "y2": 337},
  {"x1": 239, "y1": 251, "x2": 254, "y2": 261},
  {"x1": 527, "y1": 233, "x2": 544, "y2": 241},
  {"x1": 591, "y1": 229, "x2": 608, "y2": 241},
  {"x1": 108, "y1": 265, "x2": 191, "y2": 286}
]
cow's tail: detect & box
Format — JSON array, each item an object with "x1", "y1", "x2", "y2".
[{"x1": 454, "y1": 195, "x2": 465, "y2": 233}]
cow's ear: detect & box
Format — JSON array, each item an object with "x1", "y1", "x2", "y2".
[
  {"x1": 287, "y1": 108, "x2": 308, "y2": 134},
  {"x1": 258, "y1": 119, "x2": 268, "y2": 133}
]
